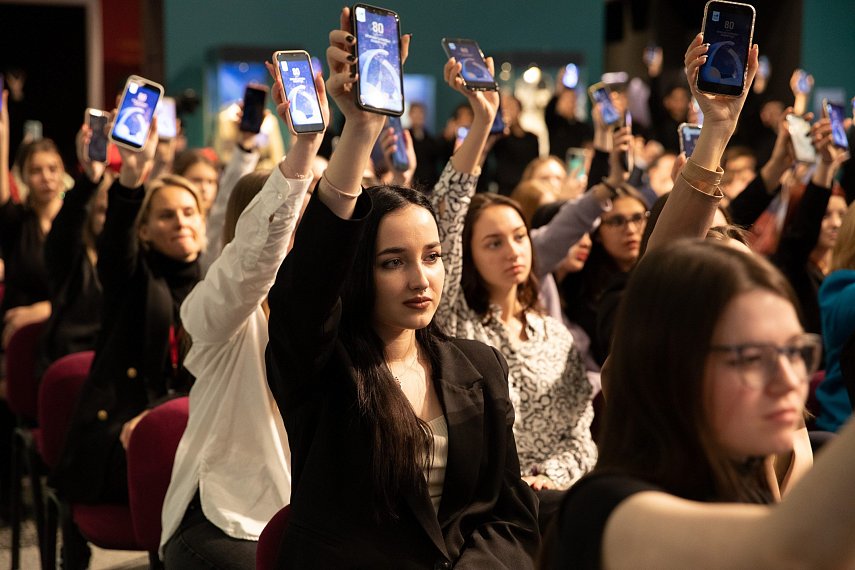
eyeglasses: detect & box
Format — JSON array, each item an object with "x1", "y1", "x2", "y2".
[
  {"x1": 600, "y1": 211, "x2": 649, "y2": 229},
  {"x1": 709, "y1": 333, "x2": 822, "y2": 389}
]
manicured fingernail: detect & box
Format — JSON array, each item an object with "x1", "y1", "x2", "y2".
[
  {"x1": 347, "y1": 54, "x2": 356, "y2": 62},
  {"x1": 346, "y1": 35, "x2": 355, "y2": 43}
]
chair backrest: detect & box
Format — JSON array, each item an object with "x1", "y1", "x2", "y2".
[
  {"x1": 37, "y1": 350, "x2": 95, "y2": 468},
  {"x1": 5, "y1": 319, "x2": 47, "y2": 421},
  {"x1": 256, "y1": 505, "x2": 291, "y2": 570},
  {"x1": 126, "y1": 397, "x2": 189, "y2": 550}
]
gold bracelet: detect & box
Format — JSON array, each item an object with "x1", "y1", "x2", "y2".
[{"x1": 322, "y1": 172, "x2": 361, "y2": 199}]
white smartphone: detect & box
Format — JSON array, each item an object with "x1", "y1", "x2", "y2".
[
  {"x1": 785, "y1": 114, "x2": 817, "y2": 164},
  {"x1": 273, "y1": 50, "x2": 326, "y2": 135}
]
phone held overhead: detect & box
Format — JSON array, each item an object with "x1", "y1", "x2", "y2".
[
  {"x1": 352, "y1": 3, "x2": 404, "y2": 116},
  {"x1": 110, "y1": 75, "x2": 164, "y2": 151},
  {"x1": 85, "y1": 108, "x2": 110, "y2": 163},
  {"x1": 587, "y1": 82, "x2": 622, "y2": 126},
  {"x1": 240, "y1": 84, "x2": 269, "y2": 135},
  {"x1": 697, "y1": 1, "x2": 755, "y2": 97},
  {"x1": 273, "y1": 50, "x2": 326, "y2": 135},
  {"x1": 678, "y1": 123, "x2": 702, "y2": 158},
  {"x1": 441, "y1": 38, "x2": 498, "y2": 92}
]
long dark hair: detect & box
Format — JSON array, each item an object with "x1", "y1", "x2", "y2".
[
  {"x1": 339, "y1": 185, "x2": 447, "y2": 519},
  {"x1": 461, "y1": 193, "x2": 541, "y2": 317},
  {"x1": 598, "y1": 239, "x2": 799, "y2": 503}
]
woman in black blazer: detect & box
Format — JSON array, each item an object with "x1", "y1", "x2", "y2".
[
  {"x1": 53, "y1": 121, "x2": 204, "y2": 505},
  {"x1": 264, "y1": 9, "x2": 539, "y2": 568}
]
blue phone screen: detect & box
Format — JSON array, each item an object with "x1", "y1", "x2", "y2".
[
  {"x1": 354, "y1": 6, "x2": 403, "y2": 114},
  {"x1": 388, "y1": 116, "x2": 409, "y2": 170},
  {"x1": 827, "y1": 103, "x2": 850, "y2": 150},
  {"x1": 593, "y1": 87, "x2": 620, "y2": 125},
  {"x1": 699, "y1": 6, "x2": 753, "y2": 91},
  {"x1": 114, "y1": 80, "x2": 160, "y2": 148},
  {"x1": 444, "y1": 40, "x2": 494, "y2": 85},
  {"x1": 279, "y1": 57, "x2": 323, "y2": 129},
  {"x1": 681, "y1": 126, "x2": 702, "y2": 157}
]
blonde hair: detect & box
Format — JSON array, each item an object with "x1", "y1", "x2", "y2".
[
  {"x1": 521, "y1": 156, "x2": 566, "y2": 183},
  {"x1": 509, "y1": 180, "x2": 555, "y2": 226},
  {"x1": 831, "y1": 201, "x2": 855, "y2": 272},
  {"x1": 136, "y1": 174, "x2": 207, "y2": 251}
]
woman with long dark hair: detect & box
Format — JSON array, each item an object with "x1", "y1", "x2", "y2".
[{"x1": 264, "y1": 9, "x2": 538, "y2": 568}]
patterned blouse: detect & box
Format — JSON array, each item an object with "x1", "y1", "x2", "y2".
[{"x1": 431, "y1": 163, "x2": 597, "y2": 489}]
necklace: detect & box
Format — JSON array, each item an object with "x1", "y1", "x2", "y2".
[{"x1": 391, "y1": 346, "x2": 421, "y2": 388}]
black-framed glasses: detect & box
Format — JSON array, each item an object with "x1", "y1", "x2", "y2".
[
  {"x1": 600, "y1": 211, "x2": 650, "y2": 229},
  {"x1": 709, "y1": 333, "x2": 822, "y2": 389}
]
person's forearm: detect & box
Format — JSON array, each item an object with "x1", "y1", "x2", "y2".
[
  {"x1": 318, "y1": 123, "x2": 379, "y2": 219},
  {"x1": 691, "y1": 123, "x2": 734, "y2": 172},
  {"x1": 280, "y1": 135, "x2": 322, "y2": 179},
  {"x1": 812, "y1": 160, "x2": 836, "y2": 189},
  {"x1": 761, "y1": 155, "x2": 790, "y2": 193},
  {"x1": 452, "y1": 108, "x2": 493, "y2": 175}
]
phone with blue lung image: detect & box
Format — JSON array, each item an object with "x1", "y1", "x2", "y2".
[
  {"x1": 587, "y1": 82, "x2": 621, "y2": 126},
  {"x1": 274, "y1": 50, "x2": 326, "y2": 135},
  {"x1": 110, "y1": 75, "x2": 164, "y2": 151},
  {"x1": 352, "y1": 3, "x2": 404, "y2": 116},
  {"x1": 697, "y1": 1, "x2": 755, "y2": 97},
  {"x1": 441, "y1": 38, "x2": 498, "y2": 91},
  {"x1": 387, "y1": 115, "x2": 409, "y2": 171},
  {"x1": 824, "y1": 99, "x2": 850, "y2": 151}
]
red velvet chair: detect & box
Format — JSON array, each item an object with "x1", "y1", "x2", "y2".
[
  {"x1": 126, "y1": 396, "x2": 189, "y2": 551},
  {"x1": 6, "y1": 319, "x2": 47, "y2": 569},
  {"x1": 256, "y1": 505, "x2": 291, "y2": 570}
]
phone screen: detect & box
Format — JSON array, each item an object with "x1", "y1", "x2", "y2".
[
  {"x1": 562, "y1": 64, "x2": 578, "y2": 89},
  {"x1": 785, "y1": 114, "x2": 816, "y2": 163},
  {"x1": 757, "y1": 55, "x2": 770, "y2": 79},
  {"x1": 591, "y1": 86, "x2": 621, "y2": 125},
  {"x1": 87, "y1": 112, "x2": 110, "y2": 163},
  {"x1": 240, "y1": 86, "x2": 267, "y2": 134},
  {"x1": 277, "y1": 52, "x2": 325, "y2": 134},
  {"x1": 353, "y1": 4, "x2": 403, "y2": 115},
  {"x1": 156, "y1": 97, "x2": 178, "y2": 139},
  {"x1": 387, "y1": 116, "x2": 409, "y2": 171},
  {"x1": 797, "y1": 71, "x2": 810, "y2": 94},
  {"x1": 826, "y1": 102, "x2": 850, "y2": 150},
  {"x1": 111, "y1": 78, "x2": 162, "y2": 150},
  {"x1": 566, "y1": 147, "x2": 586, "y2": 181},
  {"x1": 442, "y1": 39, "x2": 497, "y2": 90},
  {"x1": 679, "y1": 123, "x2": 702, "y2": 157},
  {"x1": 698, "y1": 1, "x2": 755, "y2": 97},
  {"x1": 490, "y1": 99, "x2": 506, "y2": 135}
]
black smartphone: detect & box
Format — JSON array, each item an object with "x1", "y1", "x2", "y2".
[
  {"x1": 110, "y1": 75, "x2": 164, "y2": 151},
  {"x1": 240, "y1": 85, "x2": 268, "y2": 134},
  {"x1": 387, "y1": 116, "x2": 409, "y2": 171},
  {"x1": 441, "y1": 38, "x2": 498, "y2": 91},
  {"x1": 352, "y1": 3, "x2": 404, "y2": 116},
  {"x1": 785, "y1": 114, "x2": 816, "y2": 163},
  {"x1": 588, "y1": 82, "x2": 621, "y2": 126},
  {"x1": 697, "y1": 1, "x2": 756, "y2": 97},
  {"x1": 824, "y1": 99, "x2": 850, "y2": 151},
  {"x1": 274, "y1": 50, "x2": 326, "y2": 135},
  {"x1": 678, "y1": 123, "x2": 702, "y2": 157},
  {"x1": 86, "y1": 108, "x2": 110, "y2": 163}
]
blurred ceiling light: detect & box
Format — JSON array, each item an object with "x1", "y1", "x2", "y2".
[{"x1": 522, "y1": 65, "x2": 541, "y2": 84}]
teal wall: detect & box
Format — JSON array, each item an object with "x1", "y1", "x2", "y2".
[
  {"x1": 163, "y1": 1, "x2": 605, "y2": 147},
  {"x1": 801, "y1": 0, "x2": 855, "y2": 111}
]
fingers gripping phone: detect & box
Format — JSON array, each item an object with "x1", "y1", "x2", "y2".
[
  {"x1": 824, "y1": 99, "x2": 850, "y2": 151},
  {"x1": 588, "y1": 82, "x2": 621, "y2": 126},
  {"x1": 274, "y1": 50, "x2": 326, "y2": 135},
  {"x1": 86, "y1": 109, "x2": 110, "y2": 163},
  {"x1": 387, "y1": 116, "x2": 410, "y2": 171},
  {"x1": 697, "y1": 1, "x2": 756, "y2": 97},
  {"x1": 441, "y1": 38, "x2": 498, "y2": 91},
  {"x1": 110, "y1": 75, "x2": 164, "y2": 151},
  {"x1": 678, "y1": 123, "x2": 702, "y2": 157},
  {"x1": 240, "y1": 84, "x2": 268, "y2": 134},
  {"x1": 785, "y1": 114, "x2": 816, "y2": 164},
  {"x1": 352, "y1": 4, "x2": 405, "y2": 116}
]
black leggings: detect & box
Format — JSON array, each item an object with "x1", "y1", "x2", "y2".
[{"x1": 162, "y1": 493, "x2": 257, "y2": 570}]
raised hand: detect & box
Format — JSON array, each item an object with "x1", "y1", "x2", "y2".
[
  {"x1": 442, "y1": 57, "x2": 500, "y2": 122},
  {"x1": 380, "y1": 124, "x2": 416, "y2": 186},
  {"x1": 75, "y1": 123, "x2": 107, "y2": 183},
  {"x1": 114, "y1": 112, "x2": 159, "y2": 188},
  {"x1": 265, "y1": 59, "x2": 330, "y2": 141}
]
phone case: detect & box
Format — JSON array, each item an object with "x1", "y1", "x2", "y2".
[
  {"x1": 109, "y1": 75, "x2": 164, "y2": 151},
  {"x1": 785, "y1": 115, "x2": 817, "y2": 164},
  {"x1": 352, "y1": 4, "x2": 404, "y2": 117},
  {"x1": 696, "y1": 0, "x2": 756, "y2": 99},
  {"x1": 274, "y1": 50, "x2": 326, "y2": 136},
  {"x1": 85, "y1": 109, "x2": 110, "y2": 163}
]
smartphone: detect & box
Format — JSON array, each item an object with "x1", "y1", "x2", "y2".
[
  {"x1": 785, "y1": 114, "x2": 817, "y2": 164},
  {"x1": 85, "y1": 109, "x2": 110, "y2": 163},
  {"x1": 491, "y1": 99, "x2": 506, "y2": 135},
  {"x1": 623, "y1": 111, "x2": 634, "y2": 172},
  {"x1": 239, "y1": 84, "x2": 268, "y2": 134},
  {"x1": 692, "y1": 97, "x2": 705, "y2": 126},
  {"x1": 110, "y1": 75, "x2": 164, "y2": 151},
  {"x1": 387, "y1": 116, "x2": 409, "y2": 172},
  {"x1": 824, "y1": 99, "x2": 850, "y2": 150},
  {"x1": 678, "y1": 123, "x2": 702, "y2": 157},
  {"x1": 643, "y1": 46, "x2": 660, "y2": 67},
  {"x1": 352, "y1": 4, "x2": 404, "y2": 116},
  {"x1": 566, "y1": 147, "x2": 587, "y2": 181},
  {"x1": 156, "y1": 96, "x2": 178, "y2": 140},
  {"x1": 441, "y1": 38, "x2": 498, "y2": 91},
  {"x1": 757, "y1": 55, "x2": 770, "y2": 80},
  {"x1": 796, "y1": 70, "x2": 810, "y2": 94},
  {"x1": 697, "y1": 1, "x2": 756, "y2": 97},
  {"x1": 274, "y1": 50, "x2": 326, "y2": 135},
  {"x1": 562, "y1": 63, "x2": 579, "y2": 89},
  {"x1": 588, "y1": 82, "x2": 621, "y2": 126}
]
